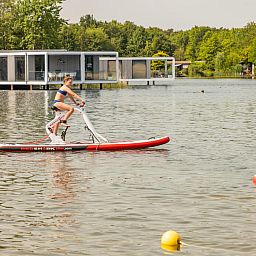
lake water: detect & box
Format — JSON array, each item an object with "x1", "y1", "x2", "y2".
[{"x1": 0, "y1": 79, "x2": 256, "y2": 256}]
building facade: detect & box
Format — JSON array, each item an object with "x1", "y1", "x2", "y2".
[
  {"x1": 0, "y1": 50, "x2": 119, "y2": 88},
  {"x1": 0, "y1": 50, "x2": 176, "y2": 89}
]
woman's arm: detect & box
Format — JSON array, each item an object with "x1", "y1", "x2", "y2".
[
  {"x1": 65, "y1": 87, "x2": 85, "y2": 105},
  {"x1": 68, "y1": 94, "x2": 78, "y2": 105}
]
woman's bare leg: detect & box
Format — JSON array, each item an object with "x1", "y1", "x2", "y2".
[
  {"x1": 53, "y1": 102, "x2": 74, "y2": 134},
  {"x1": 62, "y1": 107, "x2": 74, "y2": 121},
  {"x1": 53, "y1": 122, "x2": 60, "y2": 135}
]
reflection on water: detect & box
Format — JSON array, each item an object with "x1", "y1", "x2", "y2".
[
  {"x1": 1, "y1": 79, "x2": 256, "y2": 256},
  {"x1": 48, "y1": 154, "x2": 76, "y2": 204}
]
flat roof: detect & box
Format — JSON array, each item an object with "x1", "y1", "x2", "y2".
[
  {"x1": 0, "y1": 49, "x2": 67, "y2": 53},
  {"x1": 118, "y1": 57, "x2": 175, "y2": 60},
  {"x1": 0, "y1": 50, "x2": 118, "y2": 55}
]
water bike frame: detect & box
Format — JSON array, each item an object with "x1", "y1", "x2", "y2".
[{"x1": 46, "y1": 106, "x2": 108, "y2": 143}]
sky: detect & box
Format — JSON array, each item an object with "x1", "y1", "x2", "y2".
[{"x1": 61, "y1": 0, "x2": 256, "y2": 31}]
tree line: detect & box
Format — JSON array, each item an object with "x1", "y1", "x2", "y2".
[{"x1": 1, "y1": 0, "x2": 256, "y2": 76}]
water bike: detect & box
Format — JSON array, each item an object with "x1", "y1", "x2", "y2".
[{"x1": 0, "y1": 106, "x2": 170, "y2": 152}]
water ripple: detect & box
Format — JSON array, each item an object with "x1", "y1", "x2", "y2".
[{"x1": 1, "y1": 80, "x2": 256, "y2": 255}]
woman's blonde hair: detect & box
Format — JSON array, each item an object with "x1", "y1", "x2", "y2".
[{"x1": 63, "y1": 75, "x2": 72, "y2": 84}]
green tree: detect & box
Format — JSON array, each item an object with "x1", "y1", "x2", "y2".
[
  {"x1": 59, "y1": 23, "x2": 80, "y2": 50},
  {"x1": 248, "y1": 38, "x2": 256, "y2": 63},
  {"x1": 102, "y1": 20, "x2": 127, "y2": 54},
  {"x1": 188, "y1": 62, "x2": 207, "y2": 77},
  {"x1": 0, "y1": 0, "x2": 16, "y2": 49},
  {"x1": 78, "y1": 27, "x2": 113, "y2": 51},
  {"x1": 185, "y1": 26, "x2": 211, "y2": 60},
  {"x1": 151, "y1": 51, "x2": 169, "y2": 71},
  {"x1": 226, "y1": 52, "x2": 241, "y2": 70},
  {"x1": 146, "y1": 27, "x2": 173, "y2": 56},
  {"x1": 170, "y1": 31, "x2": 189, "y2": 60},
  {"x1": 214, "y1": 52, "x2": 225, "y2": 71},
  {"x1": 80, "y1": 14, "x2": 98, "y2": 29},
  {"x1": 126, "y1": 26, "x2": 147, "y2": 56},
  {"x1": 13, "y1": 0, "x2": 65, "y2": 49},
  {"x1": 198, "y1": 32, "x2": 221, "y2": 69}
]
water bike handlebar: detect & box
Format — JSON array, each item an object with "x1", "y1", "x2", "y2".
[{"x1": 75, "y1": 100, "x2": 85, "y2": 108}]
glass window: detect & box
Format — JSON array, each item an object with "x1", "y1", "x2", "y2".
[
  {"x1": 15, "y1": 56, "x2": 25, "y2": 81},
  {"x1": 85, "y1": 56, "x2": 93, "y2": 80},
  {"x1": 35, "y1": 55, "x2": 45, "y2": 81},
  {"x1": 28, "y1": 55, "x2": 45, "y2": 81},
  {"x1": 132, "y1": 60, "x2": 147, "y2": 79},
  {"x1": 0, "y1": 57, "x2": 7, "y2": 81}
]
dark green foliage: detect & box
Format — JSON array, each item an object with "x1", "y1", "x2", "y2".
[
  {"x1": 1, "y1": 2, "x2": 256, "y2": 76},
  {"x1": 151, "y1": 51, "x2": 169, "y2": 71},
  {"x1": 0, "y1": 0, "x2": 64, "y2": 50}
]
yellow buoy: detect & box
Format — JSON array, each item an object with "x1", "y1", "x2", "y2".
[{"x1": 161, "y1": 230, "x2": 181, "y2": 246}]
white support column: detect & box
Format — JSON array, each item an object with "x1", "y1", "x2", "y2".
[
  {"x1": 116, "y1": 52, "x2": 119, "y2": 82},
  {"x1": 81, "y1": 53, "x2": 85, "y2": 83},
  {"x1": 25, "y1": 53, "x2": 28, "y2": 83},
  {"x1": 45, "y1": 53, "x2": 48, "y2": 84},
  {"x1": 172, "y1": 57, "x2": 176, "y2": 80},
  {"x1": 8, "y1": 55, "x2": 15, "y2": 82},
  {"x1": 165, "y1": 60, "x2": 168, "y2": 78}
]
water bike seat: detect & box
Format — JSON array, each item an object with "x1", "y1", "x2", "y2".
[{"x1": 51, "y1": 105, "x2": 60, "y2": 112}]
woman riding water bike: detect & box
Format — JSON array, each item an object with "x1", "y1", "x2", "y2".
[{"x1": 52, "y1": 75, "x2": 85, "y2": 135}]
